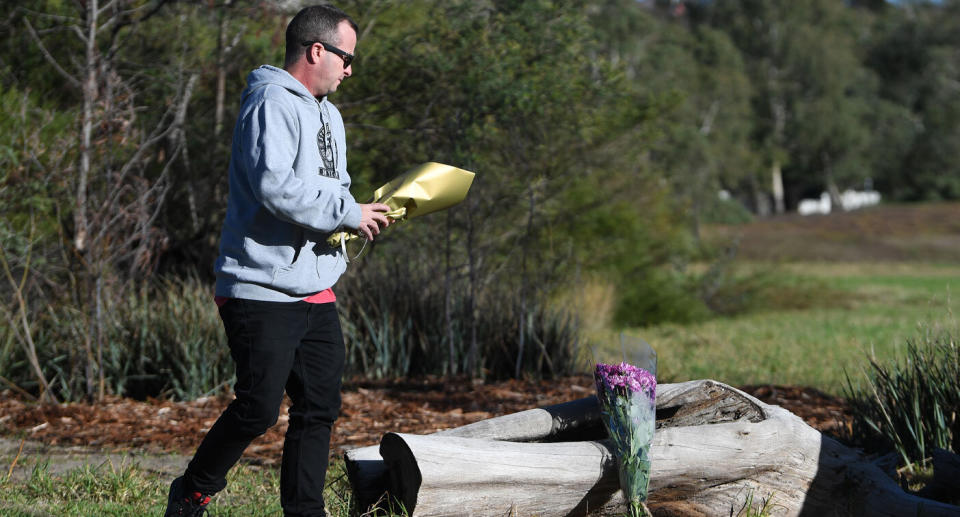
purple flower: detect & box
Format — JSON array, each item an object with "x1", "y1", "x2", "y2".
[
  {"x1": 594, "y1": 362, "x2": 656, "y2": 398},
  {"x1": 594, "y1": 361, "x2": 657, "y2": 512}
]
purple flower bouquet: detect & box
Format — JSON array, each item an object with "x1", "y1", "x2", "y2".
[{"x1": 595, "y1": 362, "x2": 656, "y2": 516}]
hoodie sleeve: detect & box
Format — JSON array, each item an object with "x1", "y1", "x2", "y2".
[{"x1": 239, "y1": 97, "x2": 362, "y2": 233}]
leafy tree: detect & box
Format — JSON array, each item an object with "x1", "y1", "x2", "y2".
[
  {"x1": 0, "y1": 85, "x2": 74, "y2": 401},
  {"x1": 865, "y1": 0, "x2": 960, "y2": 200},
  {"x1": 151, "y1": 1, "x2": 287, "y2": 274},
  {"x1": 599, "y1": 8, "x2": 757, "y2": 240},
  {"x1": 698, "y1": 0, "x2": 879, "y2": 212},
  {"x1": 8, "y1": 0, "x2": 199, "y2": 400},
  {"x1": 331, "y1": 0, "x2": 689, "y2": 369}
]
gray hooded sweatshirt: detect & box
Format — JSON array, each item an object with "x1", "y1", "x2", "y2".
[{"x1": 214, "y1": 65, "x2": 362, "y2": 302}]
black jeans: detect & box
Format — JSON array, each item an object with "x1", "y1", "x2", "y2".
[{"x1": 183, "y1": 298, "x2": 345, "y2": 517}]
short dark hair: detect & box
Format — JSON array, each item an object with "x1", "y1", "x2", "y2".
[{"x1": 284, "y1": 5, "x2": 358, "y2": 68}]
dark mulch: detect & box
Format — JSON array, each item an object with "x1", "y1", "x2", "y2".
[
  {"x1": 0, "y1": 376, "x2": 852, "y2": 464},
  {"x1": 738, "y1": 384, "x2": 853, "y2": 440}
]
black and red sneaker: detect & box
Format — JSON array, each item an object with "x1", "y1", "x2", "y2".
[{"x1": 164, "y1": 476, "x2": 212, "y2": 516}]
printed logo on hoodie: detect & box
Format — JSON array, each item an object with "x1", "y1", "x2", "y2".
[{"x1": 317, "y1": 122, "x2": 339, "y2": 179}]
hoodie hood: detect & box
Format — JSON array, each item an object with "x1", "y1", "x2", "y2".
[{"x1": 241, "y1": 65, "x2": 319, "y2": 104}]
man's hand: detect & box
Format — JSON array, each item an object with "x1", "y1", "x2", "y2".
[{"x1": 357, "y1": 203, "x2": 391, "y2": 240}]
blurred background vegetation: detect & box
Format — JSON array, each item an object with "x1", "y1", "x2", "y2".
[{"x1": 1, "y1": 0, "x2": 959, "y2": 404}]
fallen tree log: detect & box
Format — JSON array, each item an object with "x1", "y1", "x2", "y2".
[
  {"x1": 379, "y1": 433, "x2": 622, "y2": 516},
  {"x1": 344, "y1": 380, "x2": 764, "y2": 507},
  {"x1": 430, "y1": 379, "x2": 764, "y2": 440},
  {"x1": 344, "y1": 391, "x2": 605, "y2": 508},
  {"x1": 350, "y1": 380, "x2": 960, "y2": 516}
]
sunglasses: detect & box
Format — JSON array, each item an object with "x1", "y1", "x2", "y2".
[{"x1": 302, "y1": 41, "x2": 354, "y2": 69}]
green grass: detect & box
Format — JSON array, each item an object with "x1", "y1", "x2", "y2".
[
  {"x1": 602, "y1": 262, "x2": 959, "y2": 394},
  {"x1": 0, "y1": 459, "x2": 364, "y2": 516},
  {"x1": 0, "y1": 455, "x2": 777, "y2": 516}
]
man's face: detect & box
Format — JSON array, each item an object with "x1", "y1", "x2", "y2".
[{"x1": 313, "y1": 20, "x2": 356, "y2": 97}]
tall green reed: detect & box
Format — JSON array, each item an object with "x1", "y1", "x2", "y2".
[
  {"x1": 337, "y1": 256, "x2": 586, "y2": 380},
  {"x1": 844, "y1": 329, "x2": 959, "y2": 466},
  {"x1": 2, "y1": 266, "x2": 586, "y2": 400},
  {"x1": 0, "y1": 276, "x2": 231, "y2": 401},
  {"x1": 107, "y1": 277, "x2": 232, "y2": 400}
]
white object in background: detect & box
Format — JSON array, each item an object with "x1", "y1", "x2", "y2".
[{"x1": 798, "y1": 192, "x2": 832, "y2": 215}]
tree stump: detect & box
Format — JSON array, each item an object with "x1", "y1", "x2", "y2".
[{"x1": 345, "y1": 379, "x2": 960, "y2": 516}]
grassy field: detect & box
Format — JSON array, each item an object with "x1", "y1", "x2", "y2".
[
  {"x1": 618, "y1": 262, "x2": 958, "y2": 394},
  {"x1": 597, "y1": 203, "x2": 960, "y2": 395}
]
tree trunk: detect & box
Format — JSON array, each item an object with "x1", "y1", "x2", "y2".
[
  {"x1": 77, "y1": 0, "x2": 98, "y2": 254},
  {"x1": 214, "y1": 0, "x2": 232, "y2": 138},
  {"x1": 443, "y1": 210, "x2": 455, "y2": 376},
  {"x1": 465, "y1": 197, "x2": 478, "y2": 376},
  {"x1": 346, "y1": 380, "x2": 960, "y2": 517},
  {"x1": 772, "y1": 161, "x2": 785, "y2": 215},
  {"x1": 80, "y1": 0, "x2": 99, "y2": 401}
]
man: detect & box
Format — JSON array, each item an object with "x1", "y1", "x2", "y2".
[{"x1": 164, "y1": 5, "x2": 389, "y2": 516}]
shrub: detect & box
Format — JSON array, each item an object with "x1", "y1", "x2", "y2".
[
  {"x1": 337, "y1": 248, "x2": 587, "y2": 380},
  {"x1": 844, "y1": 329, "x2": 959, "y2": 466},
  {"x1": 700, "y1": 193, "x2": 754, "y2": 225},
  {"x1": 0, "y1": 276, "x2": 232, "y2": 401},
  {"x1": 612, "y1": 258, "x2": 845, "y2": 328},
  {"x1": 613, "y1": 268, "x2": 709, "y2": 327},
  {"x1": 1, "y1": 261, "x2": 588, "y2": 400},
  {"x1": 106, "y1": 277, "x2": 232, "y2": 400}
]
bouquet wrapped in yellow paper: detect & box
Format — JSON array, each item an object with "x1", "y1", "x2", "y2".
[{"x1": 327, "y1": 162, "x2": 476, "y2": 250}]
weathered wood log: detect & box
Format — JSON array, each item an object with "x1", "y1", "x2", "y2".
[
  {"x1": 918, "y1": 447, "x2": 960, "y2": 503},
  {"x1": 345, "y1": 393, "x2": 604, "y2": 508},
  {"x1": 344, "y1": 380, "x2": 762, "y2": 509},
  {"x1": 343, "y1": 395, "x2": 600, "y2": 508},
  {"x1": 371, "y1": 380, "x2": 960, "y2": 516},
  {"x1": 432, "y1": 394, "x2": 603, "y2": 441},
  {"x1": 379, "y1": 433, "x2": 623, "y2": 516}
]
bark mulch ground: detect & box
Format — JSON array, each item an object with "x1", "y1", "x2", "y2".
[{"x1": 0, "y1": 376, "x2": 853, "y2": 465}]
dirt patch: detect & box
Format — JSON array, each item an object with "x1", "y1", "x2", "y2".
[
  {"x1": 0, "y1": 377, "x2": 853, "y2": 468},
  {"x1": 709, "y1": 202, "x2": 960, "y2": 262},
  {"x1": 0, "y1": 436, "x2": 189, "y2": 481}
]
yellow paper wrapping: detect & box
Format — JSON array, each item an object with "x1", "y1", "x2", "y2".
[{"x1": 327, "y1": 162, "x2": 476, "y2": 248}]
